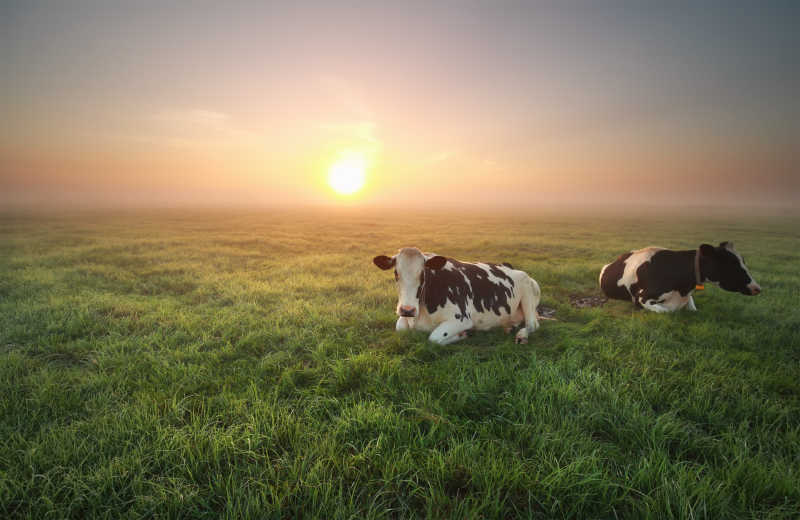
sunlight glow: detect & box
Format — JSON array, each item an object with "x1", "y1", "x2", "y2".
[{"x1": 327, "y1": 152, "x2": 367, "y2": 195}]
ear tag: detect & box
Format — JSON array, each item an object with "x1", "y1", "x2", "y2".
[{"x1": 695, "y1": 284, "x2": 705, "y2": 291}]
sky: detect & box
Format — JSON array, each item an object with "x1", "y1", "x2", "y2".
[{"x1": 2, "y1": 0, "x2": 798, "y2": 210}]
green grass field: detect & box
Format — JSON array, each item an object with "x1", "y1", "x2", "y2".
[{"x1": 1, "y1": 210, "x2": 799, "y2": 519}]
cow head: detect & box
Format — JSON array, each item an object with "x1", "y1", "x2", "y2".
[
  {"x1": 373, "y1": 247, "x2": 447, "y2": 318},
  {"x1": 699, "y1": 242, "x2": 761, "y2": 295}
]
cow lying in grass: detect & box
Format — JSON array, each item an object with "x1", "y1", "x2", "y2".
[
  {"x1": 599, "y1": 242, "x2": 761, "y2": 312},
  {"x1": 373, "y1": 247, "x2": 541, "y2": 345}
]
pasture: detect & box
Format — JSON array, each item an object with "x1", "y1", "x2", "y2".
[{"x1": 1, "y1": 210, "x2": 799, "y2": 519}]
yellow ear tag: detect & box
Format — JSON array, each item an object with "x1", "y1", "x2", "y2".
[{"x1": 695, "y1": 284, "x2": 705, "y2": 291}]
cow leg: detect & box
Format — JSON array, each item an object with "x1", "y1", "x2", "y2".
[
  {"x1": 428, "y1": 319, "x2": 474, "y2": 346},
  {"x1": 515, "y1": 277, "x2": 541, "y2": 344},
  {"x1": 640, "y1": 299, "x2": 672, "y2": 313},
  {"x1": 686, "y1": 295, "x2": 697, "y2": 311},
  {"x1": 503, "y1": 307, "x2": 524, "y2": 333},
  {"x1": 396, "y1": 317, "x2": 412, "y2": 331},
  {"x1": 640, "y1": 290, "x2": 688, "y2": 313}
]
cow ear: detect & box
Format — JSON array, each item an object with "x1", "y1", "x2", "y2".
[
  {"x1": 699, "y1": 244, "x2": 716, "y2": 257},
  {"x1": 719, "y1": 241, "x2": 732, "y2": 249},
  {"x1": 373, "y1": 255, "x2": 395, "y2": 270},
  {"x1": 425, "y1": 255, "x2": 447, "y2": 270}
]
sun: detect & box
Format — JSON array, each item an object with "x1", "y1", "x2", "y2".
[{"x1": 327, "y1": 152, "x2": 367, "y2": 195}]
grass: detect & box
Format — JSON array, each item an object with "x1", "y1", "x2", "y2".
[{"x1": 1, "y1": 209, "x2": 799, "y2": 519}]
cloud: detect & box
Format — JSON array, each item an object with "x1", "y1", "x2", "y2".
[
  {"x1": 426, "y1": 150, "x2": 457, "y2": 163},
  {"x1": 152, "y1": 109, "x2": 230, "y2": 127},
  {"x1": 145, "y1": 108, "x2": 261, "y2": 149},
  {"x1": 480, "y1": 158, "x2": 505, "y2": 172},
  {"x1": 318, "y1": 75, "x2": 373, "y2": 119},
  {"x1": 316, "y1": 120, "x2": 379, "y2": 144}
]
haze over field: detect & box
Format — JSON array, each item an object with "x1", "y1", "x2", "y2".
[{"x1": 2, "y1": 1, "x2": 798, "y2": 210}]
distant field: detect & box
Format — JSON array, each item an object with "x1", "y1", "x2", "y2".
[{"x1": 1, "y1": 210, "x2": 799, "y2": 519}]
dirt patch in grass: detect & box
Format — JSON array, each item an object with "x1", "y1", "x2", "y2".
[
  {"x1": 569, "y1": 294, "x2": 608, "y2": 308},
  {"x1": 536, "y1": 305, "x2": 557, "y2": 319}
]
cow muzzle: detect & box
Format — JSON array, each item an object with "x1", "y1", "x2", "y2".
[
  {"x1": 398, "y1": 305, "x2": 417, "y2": 317},
  {"x1": 747, "y1": 283, "x2": 761, "y2": 295}
]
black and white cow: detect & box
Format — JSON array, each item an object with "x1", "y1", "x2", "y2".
[
  {"x1": 373, "y1": 247, "x2": 541, "y2": 345},
  {"x1": 599, "y1": 242, "x2": 761, "y2": 313}
]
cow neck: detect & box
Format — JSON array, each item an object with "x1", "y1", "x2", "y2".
[
  {"x1": 694, "y1": 248, "x2": 703, "y2": 285},
  {"x1": 418, "y1": 265, "x2": 440, "y2": 316},
  {"x1": 418, "y1": 267, "x2": 429, "y2": 310},
  {"x1": 693, "y1": 248, "x2": 714, "y2": 286},
  {"x1": 677, "y1": 250, "x2": 702, "y2": 293}
]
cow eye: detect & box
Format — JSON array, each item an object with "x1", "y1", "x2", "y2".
[{"x1": 394, "y1": 269, "x2": 398, "y2": 281}]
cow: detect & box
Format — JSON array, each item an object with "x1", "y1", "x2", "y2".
[
  {"x1": 373, "y1": 247, "x2": 541, "y2": 345},
  {"x1": 599, "y1": 242, "x2": 761, "y2": 313}
]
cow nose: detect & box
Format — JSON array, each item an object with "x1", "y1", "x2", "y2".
[
  {"x1": 747, "y1": 282, "x2": 761, "y2": 295},
  {"x1": 398, "y1": 305, "x2": 417, "y2": 317}
]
